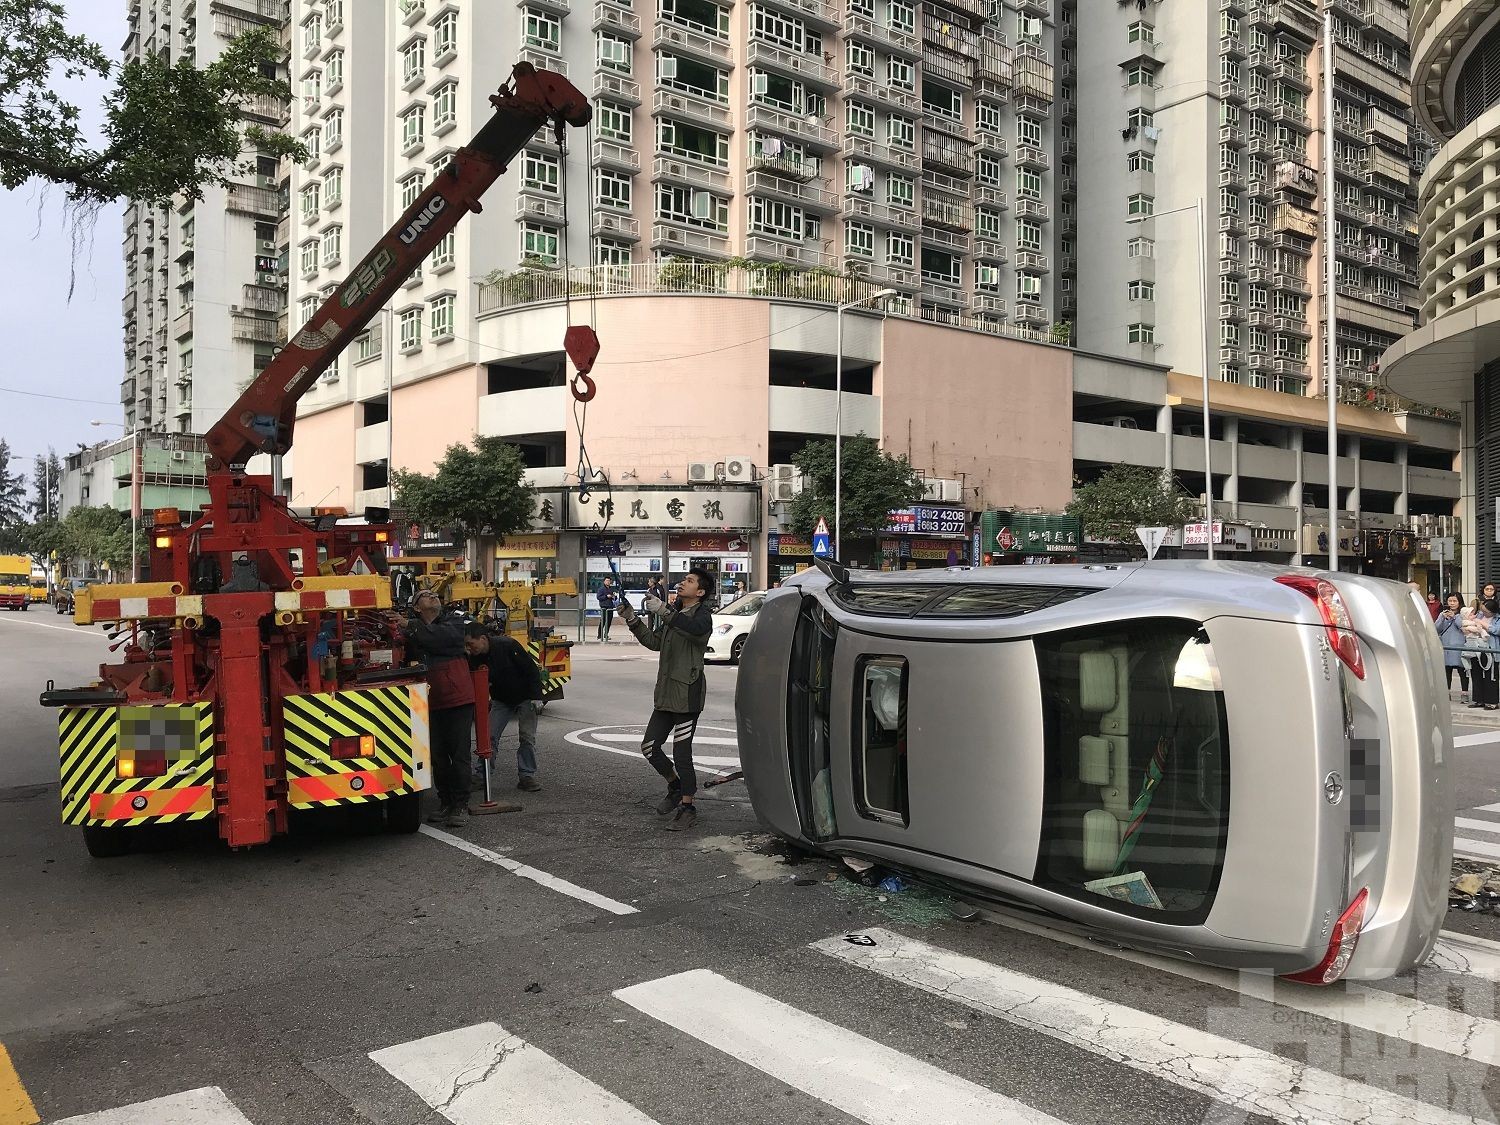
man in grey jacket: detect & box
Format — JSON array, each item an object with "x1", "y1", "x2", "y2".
[{"x1": 617, "y1": 567, "x2": 714, "y2": 831}]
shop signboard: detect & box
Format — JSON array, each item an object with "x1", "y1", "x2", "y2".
[
  {"x1": 671, "y1": 534, "x2": 747, "y2": 553},
  {"x1": 531, "y1": 490, "x2": 564, "y2": 531},
  {"x1": 884, "y1": 505, "x2": 969, "y2": 537},
  {"x1": 982, "y1": 511, "x2": 1081, "y2": 557},
  {"x1": 565, "y1": 488, "x2": 760, "y2": 531},
  {"x1": 769, "y1": 533, "x2": 813, "y2": 558},
  {"x1": 910, "y1": 538, "x2": 960, "y2": 561},
  {"x1": 495, "y1": 534, "x2": 558, "y2": 559}
]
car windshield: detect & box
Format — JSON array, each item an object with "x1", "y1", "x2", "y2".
[
  {"x1": 0, "y1": 573, "x2": 26, "y2": 585},
  {"x1": 1033, "y1": 618, "x2": 1229, "y2": 923},
  {"x1": 717, "y1": 593, "x2": 763, "y2": 617}
]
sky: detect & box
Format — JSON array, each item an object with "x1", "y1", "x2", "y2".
[{"x1": 0, "y1": 0, "x2": 128, "y2": 480}]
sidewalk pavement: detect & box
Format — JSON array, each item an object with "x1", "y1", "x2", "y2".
[{"x1": 1452, "y1": 697, "x2": 1500, "y2": 728}]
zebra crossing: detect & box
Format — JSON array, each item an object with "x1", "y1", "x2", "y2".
[
  {"x1": 44, "y1": 920, "x2": 1500, "y2": 1125},
  {"x1": 1455, "y1": 802, "x2": 1500, "y2": 862}
]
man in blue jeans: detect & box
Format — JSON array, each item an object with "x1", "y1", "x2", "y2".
[{"x1": 464, "y1": 624, "x2": 547, "y2": 791}]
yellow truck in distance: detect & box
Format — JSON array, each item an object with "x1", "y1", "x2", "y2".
[{"x1": 0, "y1": 555, "x2": 31, "y2": 611}]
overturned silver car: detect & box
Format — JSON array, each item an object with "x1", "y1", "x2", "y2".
[{"x1": 735, "y1": 561, "x2": 1452, "y2": 983}]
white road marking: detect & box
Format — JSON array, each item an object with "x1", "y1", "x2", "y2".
[
  {"x1": 1454, "y1": 731, "x2": 1500, "y2": 748},
  {"x1": 1431, "y1": 930, "x2": 1500, "y2": 981},
  {"x1": 817, "y1": 928, "x2": 1480, "y2": 1125},
  {"x1": 978, "y1": 910, "x2": 1500, "y2": 1067},
  {"x1": 563, "y1": 724, "x2": 740, "y2": 777},
  {"x1": 419, "y1": 826, "x2": 637, "y2": 915},
  {"x1": 590, "y1": 732, "x2": 740, "y2": 747},
  {"x1": 1456, "y1": 817, "x2": 1500, "y2": 836},
  {"x1": 371, "y1": 1021, "x2": 658, "y2": 1125},
  {"x1": 0, "y1": 613, "x2": 108, "y2": 636},
  {"x1": 614, "y1": 969, "x2": 1066, "y2": 1125},
  {"x1": 1454, "y1": 836, "x2": 1500, "y2": 861},
  {"x1": 54, "y1": 1086, "x2": 254, "y2": 1124},
  {"x1": 1475, "y1": 802, "x2": 1500, "y2": 813}
]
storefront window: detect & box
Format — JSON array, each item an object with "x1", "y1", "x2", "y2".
[{"x1": 1033, "y1": 619, "x2": 1229, "y2": 922}]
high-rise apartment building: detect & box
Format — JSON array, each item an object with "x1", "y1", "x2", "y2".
[
  {"x1": 1073, "y1": 0, "x2": 1419, "y2": 416},
  {"x1": 121, "y1": 0, "x2": 291, "y2": 437}
]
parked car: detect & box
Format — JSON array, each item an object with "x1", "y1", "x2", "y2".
[
  {"x1": 55, "y1": 579, "x2": 96, "y2": 615},
  {"x1": 706, "y1": 590, "x2": 766, "y2": 664},
  {"x1": 736, "y1": 560, "x2": 1451, "y2": 984}
]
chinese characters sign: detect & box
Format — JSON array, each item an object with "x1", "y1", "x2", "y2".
[
  {"x1": 981, "y1": 511, "x2": 1081, "y2": 556},
  {"x1": 883, "y1": 506, "x2": 969, "y2": 537},
  {"x1": 564, "y1": 489, "x2": 760, "y2": 531}
]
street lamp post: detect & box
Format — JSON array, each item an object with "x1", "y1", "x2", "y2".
[
  {"x1": 834, "y1": 288, "x2": 899, "y2": 558},
  {"x1": 1126, "y1": 198, "x2": 1214, "y2": 560},
  {"x1": 91, "y1": 420, "x2": 141, "y2": 583}
]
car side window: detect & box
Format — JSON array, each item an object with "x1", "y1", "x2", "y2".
[{"x1": 855, "y1": 656, "x2": 909, "y2": 827}]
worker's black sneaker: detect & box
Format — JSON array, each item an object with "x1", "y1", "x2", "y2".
[
  {"x1": 517, "y1": 775, "x2": 542, "y2": 792},
  {"x1": 655, "y1": 787, "x2": 682, "y2": 816},
  {"x1": 664, "y1": 803, "x2": 698, "y2": 832},
  {"x1": 426, "y1": 805, "x2": 450, "y2": 825},
  {"x1": 444, "y1": 806, "x2": 468, "y2": 829}
]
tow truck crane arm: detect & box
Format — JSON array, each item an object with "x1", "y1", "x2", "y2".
[{"x1": 205, "y1": 63, "x2": 592, "y2": 471}]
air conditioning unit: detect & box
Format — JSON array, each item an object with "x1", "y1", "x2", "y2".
[
  {"x1": 770, "y1": 463, "x2": 798, "y2": 482},
  {"x1": 722, "y1": 456, "x2": 755, "y2": 483},
  {"x1": 771, "y1": 480, "x2": 799, "y2": 502},
  {"x1": 171, "y1": 450, "x2": 187, "y2": 462},
  {"x1": 687, "y1": 461, "x2": 715, "y2": 482},
  {"x1": 922, "y1": 478, "x2": 946, "y2": 502}
]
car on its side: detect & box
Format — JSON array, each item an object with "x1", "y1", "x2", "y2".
[
  {"x1": 735, "y1": 560, "x2": 1451, "y2": 984},
  {"x1": 706, "y1": 590, "x2": 766, "y2": 664}
]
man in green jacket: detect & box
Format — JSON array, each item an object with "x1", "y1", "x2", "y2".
[{"x1": 617, "y1": 567, "x2": 714, "y2": 831}]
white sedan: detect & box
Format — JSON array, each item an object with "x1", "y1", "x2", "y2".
[{"x1": 706, "y1": 591, "x2": 766, "y2": 664}]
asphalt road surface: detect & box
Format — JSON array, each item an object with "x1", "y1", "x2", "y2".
[{"x1": 4, "y1": 611, "x2": 1500, "y2": 1124}]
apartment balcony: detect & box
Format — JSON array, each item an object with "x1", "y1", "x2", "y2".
[
  {"x1": 1361, "y1": 286, "x2": 1408, "y2": 311},
  {"x1": 842, "y1": 196, "x2": 919, "y2": 231},
  {"x1": 922, "y1": 140, "x2": 973, "y2": 175},
  {"x1": 920, "y1": 280, "x2": 966, "y2": 310},
  {"x1": 650, "y1": 221, "x2": 730, "y2": 258},
  {"x1": 751, "y1": 104, "x2": 839, "y2": 151},
  {"x1": 1273, "y1": 203, "x2": 1317, "y2": 239},
  {"x1": 592, "y1": 138, "x2": 641, "y2": 174},
  {"x1": 652, "y1": 21, "x2": 732, "y2": 66},
  {"x1": 172, "y1": 308, "x2": 193, "y2": 340},
  {"x1": 856, "y1": 263, "x2": 918, "y2": 291},
  {"x1": 923, "y1": 50, "x2": 973, "y2": 89},
  {"x1": 594, "y1": 71, "x2": 642, "y2": 105},
  {"x1": 744, "y1": 235, "x2": 833, "y2": 269},
  {"x1": 1015, "y1": 250, "x2": 1049, "y2": 273},
  {"x1": 1363, "y1": 146, "x2": 1409, "y2": 185},
  {"x1": 1272, "y1": 358, "x2": 1309, "y2": 379},
  {"x1": 756, "y1": 0, "x2": 840, "y2": 29},
  {"x1": 122, "y1": 291, "x2": 137, "y2": 320},
  {"x1": 1012, "y1": 302, "x2": 1048, "y2": 325},
  {"x1": 1220, "y1": 212, "x2": 1247, "y2": 235},
  {"x1": 517, "y1": 193, "x2": 566, "y2": 223},
  {"x1": 921, "y1": 193, "x2": 972, "y2": 232},
  {"x1": 1219, "y1": 79, "x2": 1245, "y2": 104},
  {"x1": 238, "y1": 283, "x2": 284, "y2": 314},
  {"x1": 1274, "y1": 315, "x2": 1312, "y2": 338},
  {"x1": 972, "y1": 293, "x2": 1007, "y2": 318},
  {"x1": 929, "y1": 0, "x2": 986, "y2": 21},
  {"x1": 1014, "y1": 196, "x2": 1049, "y2": 221},
  {"x1": 519, "y1": 47, "x2": 566, "y2": 75},
  {"x1": 747, "y1": 149, "x2": 818, "y2": 180},
  {"x1": 1274, "y1": 272, "x2": 1310, "y2": 295},
  {"x1": 1364, "y1": 106, "x2": 1408, "y2": 148},
  {"x1": 652, "y1": 154, "x2": 731, "y2": 193},
  {"x1": 1220, "y1": 302, "x2": 1246, "y2": 323},
  {"x1": 1270, "y1": 102, "x2": 1311, "y2": 131},
  {"x1": 974, "y1": 127, "x2": 1007, "y2": 157},
  {"x1": 593, "y1": 1, "x2": 641, "y2": 38},
  {"x1": 1368, "y1": 253, "x2": 1415, "y2": 283},
  {"x1": 1364, "y1": 0, "x2": 1407, "y2": 43},
  {"x1": 974, "y1": 185, "x2": 1008, "y2": 211},
  {"x1": 1013, "y1": 93, "x2": 1051, "y2": 119},
  {"x1": 844, "y1": 71, "x2": 920, "y2": 114},
  {"x1": 1220, "y1": 255, "x2": 1247, "y2": 279},
  {"x1": 1271, "y1": 61, "x2": 1311, "y2": 91},
  {"x1": 747, "y1": 170, "x2": 838, "y2": 213},
  {"x1": 242, "y1": 92, "x2": 287, "y2": 122},
  {"x1": 225, "y1": 183, "x2": 280, "y2": 218},
  {"x1": 653, "y1": 87, "x2": 733, "y2": 131},
  {"x1": 231, "y1": 313, "x2": 282, "y2": 344},
  {"x1": 746, "y1": 39, "x2": 835, "y2": 87},
  {"x1": 844, "y1": 135, "x2": 919, "y2": 171},
  {"x1": 922, "y1": 226, "x2": 971, "y2": 254},
  {"x1": 120, "y1": 378, "x2": 136, "y2": 404},
  {"x1": 973, "y1": 238, "x2": 1007, "y2": 263},
  {"x1": 1220, "y1": 125, "x2": 1246, "y2": 148},
  {"x1": 843, "y1": 13, "x2": 921, "y2": 59}
]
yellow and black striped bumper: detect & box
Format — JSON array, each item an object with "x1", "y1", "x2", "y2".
[
  {"x1": 530, "y1": 640, "x2": 571, "y2": 699},
  {"x1": 281, "y1": 683, "x2": 432, "y2": 808},
  {"x1": 58, "y1": 703, "x2": 215, "y2": 827}
]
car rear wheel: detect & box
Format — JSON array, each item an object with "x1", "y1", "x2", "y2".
[
  {"x1": 385, "y1": 792, "x2": 422, "y2": 834},
  {"x1": 730, "y1": 634, "x2": 747, "y2": 664},
  {"x1": 82, "y1": 825, "x2": 132, "y2": 858}
]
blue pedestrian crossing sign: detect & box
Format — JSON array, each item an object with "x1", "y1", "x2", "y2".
[{"x1": 812, "y1": 517, "x2": 832, "y2": 558}]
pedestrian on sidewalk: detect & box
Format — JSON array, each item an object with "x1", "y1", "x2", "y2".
[
  {"x1": 646, "y1": 573, "x2": 667, "y2": 605},
  {"x1": 390, "y1": 591, "x2": 475, "y2": 828},
  {"x1": 616, "y1": 567, "x2": 713, "y2": 831},
  {"x1": 596, "y1": 576, "x2": 619, "y2": 642},
  {"x1": 1464, "y1": 599, "x2": 1499, "y2": 710},
  {"x1": 465, "y1": 623, "x2": 546, "y2": 792},
  {"x1": 1436, "y1": 592, "x2": 1469, "y2": 701}
]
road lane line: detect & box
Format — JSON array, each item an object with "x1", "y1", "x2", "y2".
[
  {"x1": 1454, "y1": 836, "x2": 1500, "y2": 861},
  {"x1": 1455, "y1": 816, "x2": 1500, "y2": 836},
  {"x1": 1454, "y1": 731, "x2": 1500, "y2": 748},
  {"x1": 614, "y1": 969, "x2": 1066, "y2": 1125},
  {"x1": 0, "y1": 1043, "x2": 38, "y2": 1125},
  {"x1": 418, "y1": 826, "x2": 637, "y2": 915},
  {"x1": 817, "y1": 928, "x2": 1478, "y2": 1125},
  {"x1": 371, "y1": 1022, "x2": 658, "y2": 1125},
  {"x1": 591, "y1": 733, "x2": 739, "y2": 747},
  {"x1": 978, "y1": 909, "x2": 1500, "y2": 1067},
  {"x1": 562, "y1": 727, "x2": 740, "y2": 777},
  {"x1": 0, "y1": 615, "x2": 107, "y2": 636},
  {"x1": 53, "y1": 1086, "x2": 252, "y2": 1124}
]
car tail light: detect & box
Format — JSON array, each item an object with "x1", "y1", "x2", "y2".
[
  {"x1": 329, "y1": 734, "x2": 375, "y2": 760},
  {"x1": 118, "y1": 752, "x2": 167, "y2": 779},
  {"x1": 1283, "y1": 888, "x2": 1369, "y2": 985},
  {"x1": 1275, "y1": 574, "x2": 1366, "y2": 680}
]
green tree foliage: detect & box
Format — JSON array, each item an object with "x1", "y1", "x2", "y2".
[
  {"x1": 1066, "y1": 465, "x2": 1196, "y2": 548},
  {"x1": 0, "y1": 3, "x2": 304, "y2": 207},
  {"x1": 53, "y1": 504, "x2": 137, "y2": 574},
  {"x1": 0, "y1": 438, "x2": 27, "y2": 530},
  {"x1": 392, "y1": 436, "x2": 536, "y2": 545},
  {"x1": 30, "y1": 449, "x2": 61, "y2": 519},
  {"x1": 788, "y1": 436, "x2": 927, "y2": 541}
]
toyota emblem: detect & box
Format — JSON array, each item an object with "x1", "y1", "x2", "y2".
[{"x1": 1323, "y1": 771, "x2": 1345, "y2": 804}]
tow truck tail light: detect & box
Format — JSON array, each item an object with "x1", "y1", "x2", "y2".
[
  {"x1": 1275, "y1": 574, "x2": 1366, "y2": 680},
  {"x1": 117, "y1": 752, "x2": 167, "y2": 779},
  {"x1": 330, "y1": 734, "x2": 375, "y2": 760},
  {"x1": 1283, "y1": 888, "x2": 1369, "y2": 984}
]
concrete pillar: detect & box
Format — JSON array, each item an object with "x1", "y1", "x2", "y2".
[
  {"x1": 1395, "y1": 443, "x2": 1409, "y2": 518},
  {"x1": 1223, "y1": 416, "x2": 1239, "y2": 512},
  {"x1": 1158, "y1": 404, "x2": 1173, "y2": 479},
  {"x1": 1346, "y1": 433, "x2": 1361, "y2": 517}
]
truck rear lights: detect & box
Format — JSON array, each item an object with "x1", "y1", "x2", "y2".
[
  {"x1": 329, "y1": 734, "x2": 376, "y2": 760},
  {"x1": 117, "y1": 752, "x2": 167, "y2": 779},
  {"x1": 1283, "y1": 888, "x2": 1369, "y2": 985},
  {"x1": 1275, "y1": 574, "x2": 1366, "y2": 680}
]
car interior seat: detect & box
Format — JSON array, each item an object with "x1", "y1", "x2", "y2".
[{"x1": 1077, "y1": 646, "x2": 1131, "y2": 872}]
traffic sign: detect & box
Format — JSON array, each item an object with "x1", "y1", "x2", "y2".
[
  {"x1": 812, "y1": 516, "x2": 832, "y2": 558},
  {"x1": 1136, "y1": 526, "x2": 1170, "y2": 561}
]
